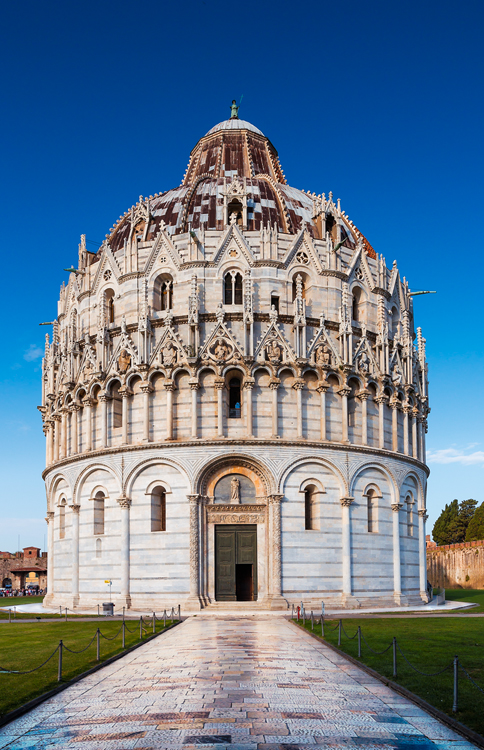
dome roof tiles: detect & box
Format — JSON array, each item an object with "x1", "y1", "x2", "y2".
[{"x1": 205, "y1": 118, "x2": 264, "y2": 136}]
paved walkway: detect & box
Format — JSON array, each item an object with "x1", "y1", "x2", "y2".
[{"x1": 0, "y1": 617, "x2": 476, "y2": 750}]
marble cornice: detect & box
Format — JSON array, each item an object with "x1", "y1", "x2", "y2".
[{"x1": 42, "y1": 436, "x2": 430, "y2": 480}]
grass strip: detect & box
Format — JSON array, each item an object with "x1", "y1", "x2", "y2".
[
  {"x1": 0, "y1": 618, "x2": 175, "y2": 717},
  {"x1": 295, "y1": 616, "x2": 484, "y2": 737},
  {"x1": 445, "y1": 588, "x2": 484, "y2": 614}
]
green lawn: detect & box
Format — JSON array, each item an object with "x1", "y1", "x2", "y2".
[
  {"x1": 0, "y1": 595, "x2": 45, "y2": 606},
  {"x1": 296, "y1": 617, "x2": 484, "y2": 737},
  {"x1": 0, "y1": 617, "x2": 175, "y2": 717},
  {"x1": 445, "y1": 588, "x2": 484, "y2": 614}
]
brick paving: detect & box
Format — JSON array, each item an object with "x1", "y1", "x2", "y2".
[{"x1": 0, "y1": 617, "x2": 477, "y2": 750}]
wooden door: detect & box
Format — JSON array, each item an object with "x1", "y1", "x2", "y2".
[{"x1": 215, "y1": 525, "x2": 257, "y2": 601}]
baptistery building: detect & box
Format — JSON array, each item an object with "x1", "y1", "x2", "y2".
[{"x1": 40, "y1": 107, "x2": 430, "y2": 610}]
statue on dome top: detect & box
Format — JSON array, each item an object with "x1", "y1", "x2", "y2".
[{"x1": 230, "y1": 99, "x2": 239, "y2": 119}]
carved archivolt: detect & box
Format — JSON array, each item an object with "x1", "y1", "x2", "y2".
[{"x1": 197, "y1": 455, "x2": 275, "y2": 497}]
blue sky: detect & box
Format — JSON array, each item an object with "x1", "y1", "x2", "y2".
[{"x1": 1, "y1": 0, "x2": 483, "y2": 552}]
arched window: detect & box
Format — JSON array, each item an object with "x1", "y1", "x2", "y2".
[
  {"x1": 227, "y1": 198, "x2": 243, "y2": 226},
  {"x1": 224, "y1": 272, "x2": 243, "y2": 305},
  {"x1": 111, "y1": 382, "x2": 122, "y2": 429},
  {"x1": 153, "y1": 275, "x2": 174, "y2": 311},
  {"x1": 94, "y1": 491, "x2": 105, "y2": 535},
  {"x1": 304, "y1": 485, "x2": 317, "y2": 530},
  {"x1": 151, "y1": 486, "x2": 166, "y2": 532},
  {"x1": 406, "y1": 494, "x2": 414, "y2": 536},
  {"x1": 105, "y1": 289, "x2": 115, "y2": 324},
  {"x1": 229, "y1": 378, "x2": 241, "y2": 418},
  {"x1": 367, "y1": 489, "x2": 377, "y2": 533},
  {"x1": 96, "y1": 538, "x2": 102, "y2": 558},
  {"x1": 59, "y1": 501, "x2": 66, "y2": 539},
  {"x1": 352, "y1": 287, "x2": 362, "y2": 322}
]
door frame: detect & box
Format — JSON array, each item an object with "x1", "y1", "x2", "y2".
[{"x1": 214, "y1": 524, "x2": 258, "y2": 601}]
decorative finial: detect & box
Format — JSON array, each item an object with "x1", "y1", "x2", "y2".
[{"x1": 230, "y1": 99, "x2": 239, "y2": 119}]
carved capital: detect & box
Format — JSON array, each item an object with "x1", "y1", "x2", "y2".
[
  {"x1": 214, "y1": 378, "x2": 225, "y2": 390},
  {"x1": 338, "y1": 386, "x2": 351, "y2": 397},
  {"x1": 316, "y1": 380, "x2": 329, "y2": 393},
  {"x1": 69, "y1": 402, "x2": 81, "y2": 413},
  {"x1": 356, "y1": 389, "x2": 370, "y2": 401},
  {"x1": 164, "y1": 380, "x2": 175, "y2": 391},
  {"x1": 243, "y1": 378, "x2": 255, "y2": 390},
  {"x1": 187, "y1": 494, "x2": 200, "y2": 505},
  {"x1": 117, "y1": 496, "x2": 132, "y2": 509},
  {"x1": 292, "y1": 379, "x2": 305, "y2": 391},
  {"x1": 98, "y1": 392, "x2": 111, "y2": 404},
  {"x1": 45, "y1": 511, "x2": 55, "y2": 524},
  {"x1": 119, "y1": 386, "x2": 133, "y2": 398},
  {"x1": 139, "y1": 383, "x2": 154, "y2": 394},
  {"x1": 82, "y1": 396, "x2": 95, "y2": 407},
  {"x1": 340, "y1": 496, "x2": 354, "y2": 507},
  {"x1": 418, "y1": 509, "x2": 429, "y2": 520},
  {"x1": 391, "y1": 503, "x2": 403, "y2": 513},
  {"x1": 52, "y1": 413, "x2": 62, "y2": 422},
  {"x1": 188, "y1": 379, "x2": 200, "y2": 391},
  {"x1": 69, "y1": 504, "x2": 81, "y2": 514},
  {"x1": 268, "y1": 494, "x2": 284, "y2": 504},
  {"x1": 375, "y1": 395, "x2": 389, "y2": 405},
  {"x1": 269, "y1": 378, "x2": 281, "y2": 390}
]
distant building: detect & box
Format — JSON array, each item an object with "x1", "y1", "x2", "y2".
[
  {"x1": 426, "y1": 534, "x2": 437, "y2": 549},
  {"x1": 0, "y1": 547, "x2": 47, "y2": 590},
  {"x1": 40, "y1": 109, "x2": 430, "y2": 611}
]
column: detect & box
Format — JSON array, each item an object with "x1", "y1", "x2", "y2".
[
  {"x1": 119, "y1": 387, "x2": 132, "y2": 445},
  {"x1": 417, "y1": 418, "x2": 423, "y2": 462},
  {"x1": 53, "y1": 414, "x2": 61, "y2": 461},
  {"x1": 45, "y1": 511, "x2": 55, "y2": 600},
  {"x1": 269, "y1": 379, "x2": 280, "y2": 437},
  {"x1": 189, "y1": 380, "x2": 199, "y2": 438},
  {"x1": 293, "y1": 380, "x2": 304, "y2": 438},
  {"x1": 338, "y1": 386, "x2": 351, "y2": 443},
  {"x1": 82, "y1": 396, "x2": 92, "y2": 452},
  {"x1": 317, "y1": 382, "x2": 328, "y2": 441},
  {"x1": 117, "y1": 497, "x2": 131, "y2": 607},
  {"x1": 165, "y1": 380, "x2": 175, "y2": 440},
  {"x1": 403, "y1": 405, "x2": 411, "y2": 456},
  {"x1": 340, "y1": 497, "x2": 354, "y2": 598},
  {"x1": 390, "y1": 399, "x2": 399, "y2": 452},
  {"x1": 70, "y1": 404, "x2": 80, "y2": 455},
  {"x1": 412, "y1": 408, "x2": 418, "y2": 458},
  {"x1": 391, "y1": 503, "x2": 403, "y2": 603},
  {"x1": 420, "y1": 418, "x2": 427, "y2": 463},
  {"x1": 44, "y1": 423, "x2": 52, "y2": 466},
  {"x1": 69, "y1": 504, "x2": 81, "y2": 606},
  {"x1": 60, "y1": 409, "x2": 68, "y2": 459},
  {"x1": 243, "y1": 379, "x2": 254, "y2": 438},
  {"x1": 269, "y1": 495, "x2": 284, "y2": 603},
  {"x1": 215, "y1": 378, "x2": 225, "y2": 438},
  {"x1": 418, "y1": 509, "x2": 429, "y2": 600},
  {"x1": 375, "y1": 395, "x2": 388, "y2": 449},
  {"x1": 98, "y1": 394, "x2": 108, "y2": 449},
  {"x1": 47, "y1": 421, "x2": 55, "y2": 465},
  {"x1": 140, "y1": 383, "x2": 153, "y2": 443},
  {"x1": 186, "y1": 494, "x2": 202, "y2": 609},
  {"x1": 357, "y1": 390, "x2": 369, "y2": 445}
]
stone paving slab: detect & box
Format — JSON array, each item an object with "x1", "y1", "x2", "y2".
[{"x1": 0, "y1": 617, "x2": 478, "y2": 750}]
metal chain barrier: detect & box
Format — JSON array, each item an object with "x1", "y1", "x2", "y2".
[
  {"x1": 0, "y1": 645, "x2": 60, "y2": 674},
  {"x1": 359, "y1": 631, "x2": 393, "y2": 655},
  {"x1": 460, "y1": 664, "x2": 484, "y2": 695},
  {"x1": 395, "y1": 642, "x2": 453, "y2": 677},
  {"x1": 99, "y1": 624, "x2": 123, "y2": 641},
  {"x1": 340, "y1": 622, "x2": 358, "y2": 640},
  {"x1": 63, "y1": 632, "x2": 98, "y2": 654}
]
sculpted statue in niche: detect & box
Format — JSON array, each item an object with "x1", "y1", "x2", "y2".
[
  {"x1": 212, "y1": 338, "x2": 231, "y2": 363},
  {"x1": 231, "y1": 477, "x2": 241, "y2": 503},
  {"x1": 118, "y1": 349, "x2": 131, "y2": 374},
  {"x1": 316, "y1": 343, "x2": 331, "y2": 366},
  {"x1": 358, "y1": 349, "x2": 370, "y2": 375},
  {"x1": 392, "y1": 365, "x2": 402, "y2": 387},
  {"x1": 162, "y1": 341, "x2": 177, "y2": 367},
  {"x1": 266, "y1": 338, "x2": 282, "y2": 364}
]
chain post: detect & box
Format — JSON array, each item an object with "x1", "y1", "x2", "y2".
[
  {"x1": 453, "y1": 656, "x2": 459, "y2": 713},
  {"x1": 393, "y1": 637, "x2": 397, "y2": 677},
  {"x1": 122, "y1": 620, "x2": 125, "y2": 648},
  {"x1": 123, "y1": 606, "x2": 125, "y2": 622},
  {"x1": 164, "y1": 609, "x2": 166, "y2": 628},
  {"x1": 96, "y1": 628, "x2": 100, "y2": 661},
  {"x1": 58, "y1": 640, "x2": 63, "y2": 681},
  {"x1": 178, "y1": 604, "x2": 181, "y2": 621},
  {"x1": 311, "y1": 611, "x2": 314, "y2": 631},
  {"x1": 338, "y1": 619, "x2": 342, "y2": 646},
  {"x1": 321, "y1": 615, "x2": 324, "y2": 637},
  {"x1": 152, "y1": 612, "x2": 156, "y2": 634},
  {"x1": 97, "y1": 604, "x2": 100, "y2": 616},
  {"x1": 291, "y1": 603, "x2": 294, "y2": 619},
  {"x1": 358, "y1": 626, "x2": 361, "y2": 658},
  {"x1": 59, "y1": 606, "x2": 62, "y2": 617},
  {"x1": 139, "y1": 615, "x2": 142, "y2": 639},
  {"x1": 65, "y1": 607, "x2": 68, "y2": 621}
]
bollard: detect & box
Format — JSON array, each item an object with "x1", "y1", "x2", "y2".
[
  {"x1": 321, "y1": 616, "x2": 324, "y2": 637},
  {"x1": 453, "y1": 656, "x2": 459, "y2": 712},
  {"x1": 97, "y1": 604, "x2": 100, "y2": 616},
  {"x1": 153, "y1": 612, "x2": 156, "y2": 634},
  {"x1": 65, "y1": 607, "x2": 68, "y2": 622},
  {"x1": 59, "y1": 606, "x2": 62, "y2": 617},
  {"x1": 292, "y1": 603, "x2": 294, "y2": 619},
  {"x1": 178, "y1": 604, "x2": 181, "y2": 621},
  {"x1": 358, "y1": 626, "x2": 361, "y2": 658},
  {"x1": 321, "y1": 601, "x2": 325, "y2": 620},
  {"x1": 393, "y1": 637, "x2": 397, "y2": 678},
  {"x1": 140, "y1": 615, "x2": 143, "y2": 640},
  {"x1": 171, "y1": 606, "x2": 175, "y2": 620},
  {"x1": 302, "y1": 608, "x2": 305, "y2": 626},
  {"x1": 122, "y1": 619, "x2": 125, "y2": 649},
  {"x1": 164, "y1": 609, "x2": 166, "y2": 628},
  {"x1": 311, "y1": 611, "x2": 314, "y2": 631},
  {"x1": 338, "y1": 619, "x2": 342, "y2": 646},
  {"x1": 58, "y1": 640, "x2": 63, "y2": 682},
  {"x1": 96, "y1": 628, "x2": 100, "y2": 661},
  {"x1": 297, "y1": 605, "x2": 300, "y2": 621},
  {"x1": 123, "y1": 606, "x2": 125, "y2": 622}
]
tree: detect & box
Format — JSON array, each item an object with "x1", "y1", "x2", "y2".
[
  {"x1": 432, "y1": 499, "x2": 478, "y2": 545},
  {"x1": 466, "y1": 502, "x2": 484, "y2": 542}
]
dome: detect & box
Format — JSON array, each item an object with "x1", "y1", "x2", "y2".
[
  {"x1": 205, "y1": 118, "x2": 264, "y2": 136},
  {"x1": 108, "y1": 114, "x2": 375, "y2": 258}
]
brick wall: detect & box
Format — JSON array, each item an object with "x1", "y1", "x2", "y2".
[{"x1": 427, "y1": 539, "x2": 484, "y2": 588}]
